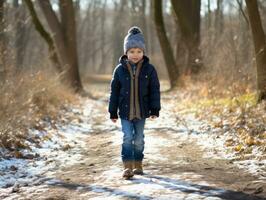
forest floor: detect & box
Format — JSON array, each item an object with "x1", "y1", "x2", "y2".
[{"x1": 0, "y1": 82, "x2": 265, "y2": 200}]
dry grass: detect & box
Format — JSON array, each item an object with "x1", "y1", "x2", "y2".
[
  {"x1": 0, "y1": 70, "x2": 77, "y2": 152},
  {"x1": 173, "y1": 76, "x2": 266, "y2": 158},
  {"x1": 177, "y1": 72, "x2": 254, "y2": 99}
]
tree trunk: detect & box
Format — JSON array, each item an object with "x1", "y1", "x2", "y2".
[
  {"x1": 141, "y1": 0, "x2": 147, "y2": 40},
  {"x1": 175, "y1": 30, "x2": 187, "y2": 74},
  {"x1": 148, "y1": 0, "x2": 155, "y2": 56},
  {"x1": 38, "y1": 0, "x2": 82, "y2": 92},
  {"x1": 79, "y1": 1, "x2": 93, "y2": 71},
  {"x1": 245, "y1": 0, "x2": 266, "y2": 102},
  {"x1": 237, "y1": 0, "x2": 250, "y2": 69},
  {"x1": 154, "y1": 0, "x2": 179, "y2": 88},
  {"x1": 90, "y1": 0, "x2": 98, "y2": 71},
  {"x1": 0, "y1": 0, "x2": 6, "y2": 81},
  {"x1": 207, "y1": 0, "x2": 211, "y2": 29},
  {"x1": 14, "y1": 0, "x2": 28, "y2": 70},
  {"x1": 172, "y1": 5, "x2": 187, "y2": 74},
  {"x1": 74, "y1": 0, "x2": 80, "y2": 20},
  {"x1": 59, "y1": 0, "x2": 82, "y2": 91},
  {"x1": 24, "y1": 0, "x2": 61, "y2": 72},
  {"x1": 215, "y1": 0, "x2": 224, "y2": 37},
  {"x1": 98, "y1": 0, "x2": 107, "y2": 74},
  {"x1": 112, "y1": 0, "x2": 127, "y2": 68},
  {"x1": 171, "y1": 0, "x2": 202, "y2": 74},
  {"x1": 129, "y1": 0, "x2": 147, "y2": 39}
]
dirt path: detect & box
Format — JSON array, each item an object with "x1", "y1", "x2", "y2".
[{"x1": 2, "y1": 84, "x2": 266, "y2": 200}]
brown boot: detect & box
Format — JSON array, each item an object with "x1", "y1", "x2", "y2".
[
  {"x1": 122, "y1": 161, "x2": 134, "y2": 179},
  {"x1": 133, "y1": 161, "x2": 143, "y2": 175}
]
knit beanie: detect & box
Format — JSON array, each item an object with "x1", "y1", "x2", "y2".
[{"x1": 123, "y1": 26, "x2": 146, "y2": 54}]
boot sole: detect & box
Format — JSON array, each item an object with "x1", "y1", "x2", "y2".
[
  {"x1": 133, "y1": 169, "x2": 143, "y2": 175},
  {"x1": 122, "y1": 168, "x2": 134, "y2": 179}
]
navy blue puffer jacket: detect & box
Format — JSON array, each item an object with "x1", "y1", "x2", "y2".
[{"x1": 108, "y1": 55, "x2": 161, "y2": 120}]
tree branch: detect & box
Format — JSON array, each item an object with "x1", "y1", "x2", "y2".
[
  {"x1": 236, "y1": 0, "x2": 249, "y2": 27},
  {"x1": 23, "y1": 0, "x2": 62, "y2": 71}
]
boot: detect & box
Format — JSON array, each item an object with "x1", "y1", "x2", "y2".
[
  {"x1": 122, "y1": 161, "x2": 134, "y2": 179},
  {"x1": 133, "y1": 161, "x2": 143, "y2": 175}
]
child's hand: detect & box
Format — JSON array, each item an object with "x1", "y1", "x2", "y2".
[
  {"x1": 150, "y1": 115, "x2": 157, "y2": 119},
  {"x1": 111, "y1": 118, "x2": 118, "y2": 123}
]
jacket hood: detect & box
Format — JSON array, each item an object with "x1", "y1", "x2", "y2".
[{"x1": 118, "y1": 55, "x2": 150, "y2": 68}]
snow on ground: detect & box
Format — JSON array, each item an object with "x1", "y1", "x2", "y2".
[
  {"x1": 181, "y1": 113, "x2": 266, "y2": 178},
  {"x1": 0, "y1": 86, "x2": 265, "y2": 199},
  {"x1": 0, "y1": 98, "x2": 95, "y2": 196},
  {"x1": 154, "y1": 96, "x2": 266, "y2": 179},
  {"x1": 64, "y1": 96, "x2": 262, "y2": 200},
  {"x1": 72, "y1": 97, "x2": 264, "y2": 200}
]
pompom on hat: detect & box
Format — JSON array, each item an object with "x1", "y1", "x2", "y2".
[{"x1": 123, "y1": 26, "x2": 146, "y2": 54}]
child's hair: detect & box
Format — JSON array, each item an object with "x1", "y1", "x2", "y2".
[{"x1": 123, "y1": 26, "x2": 146, "y2": 54}]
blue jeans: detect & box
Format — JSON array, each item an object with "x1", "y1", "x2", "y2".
[{"x1": 121, "y1": 118, "x2": 146, "y2": 162}]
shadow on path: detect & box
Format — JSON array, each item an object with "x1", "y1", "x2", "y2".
[{"x1": 46, "y1": 174, "x2": 265, "y2": 200}]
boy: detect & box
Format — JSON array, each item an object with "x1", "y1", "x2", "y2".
[{"x1": 108, "y1": 26, "x2": 161, "y2": 179}]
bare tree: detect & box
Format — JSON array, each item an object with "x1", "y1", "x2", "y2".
[
  {"x1": 13, "y1": 0, "x2": 29, "y2": 70},
  {"x1": 148, "y1": 0, "x2": 155, "y2": 56},
  {"x1": 129, "y1": 0, "x2": 147, "y2": 35},
  {"x1": 23, "y1": 0, "x2": 61, "y2": 72},
  {"x1": 154, "y1": 0, "x2": 179, "y2": 88},
  {"x1": 207, "y1": 0, "x2": 211, "y2": 29},
  {"x1": 171, "y1": 0, "x2": 202, "y2": 74},
  {"x1": 245, "y1": 0, "x2": 266, "y2": 101},
  {"x1": 172, "y1": 6, "x2": 186, "y2": 74},
  {"x1": 98, "y1": 0, "x2": 107, "y2": 74},
  {"x1": 215, "y1": 0, "x2": 224, "y2": 36},
  {"x1": 140, "y1": 0, "x2": 147, "y2": 39},
  {"x1": 236, "y1": 0, "x2": 249, "y2": 26},
  {"x1": 78, "y1": 1, "x2": 93, "y2": 71},
  {"x1": 237, "y1": 0, "x2": 250, "y2": 70},
  {"x1": 0, "y1": 0, "x2": 7, "y2": 80},
  {"x1": 90, "y1": 0, "x2": 98, "y2": 70},
  {"x1": 112, "y1": 0, "x2": 127, "y2": 67},
  {"x1": 37, "y1": 0, "x2": 82, "y2": 92}
]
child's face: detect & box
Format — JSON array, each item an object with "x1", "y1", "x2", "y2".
[{"x1": 127, "y1": 48, "x2": 144, "y2": 64}]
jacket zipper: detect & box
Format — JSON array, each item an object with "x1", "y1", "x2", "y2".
[{"x1": 133, "y1": 65, "x2": 136, "y2": 116}]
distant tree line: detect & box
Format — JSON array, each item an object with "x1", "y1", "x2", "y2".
[{"x1": 0, "y1": 0, "x2": 265, "y2": 101}]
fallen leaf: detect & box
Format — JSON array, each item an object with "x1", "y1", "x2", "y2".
[{"x1": 234, "y1": 144, "x2": 243, "y2": 152}]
